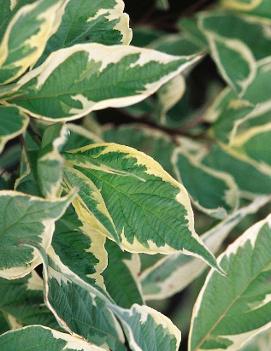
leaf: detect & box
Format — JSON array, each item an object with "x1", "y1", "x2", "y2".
[
  {"x1": 103, "y1": 240, "x2": 144, "y2": 308},
  {"x1": 189, "y1": 214, "x2": 271, "y2": 351},
  {"x1": 65, "y1": 123, "x2": 102, "y2": 151},
  {"x1": 53, "y1": 204, "x2": 143, "y2": 308},
  {"x1": 54, "y1": 186, "x2": 143, "y2": 308},
  {"x1": 103, "y1": 124, "x2": 175, "y2": 174},
  {"x1": 5, "y1": 44, "x2": 201, "y2": 121},
  {"x1": 63, "y1": 142, "x2": 220, "y2": 271},
  {"x1": 203, "y1": 144, "x2": 271, "y2": 196},
  {"x1": 221, "y1": 0, "x2": 271, "y2": 21},
  {"x1": 199, "y1": 13, "x2": 257, "y2": 94},
  {"x1": 241, "y1": 329, "x2": 271, "y2": 351},
  {"x1": 0, "y1": 325, "x2": 106, "y2": 351},
  {"x1": 140, "y1": 196, "x2": 270, "y2": 300},
  {"x1": 0, "y1": 0, "x2": 36, "y2": 40},
  {"x1": 52, "y1": 205, "x2": 107, "y2": 288},
  {"x1": 0, "y1": 312, "x2": 9, "y2": 334},
  {"x1": 230, "y1": 122, "x2": 271, "y2": 172},
  {"x1": 242, "y1": 58, "x2": 271, "y2": 105},
  {"x1": 43, "y1": 247, "x2": 126, "y2": 351},
  {"x1": 39, "y1": 246, "x2": 181, "y2": 351},
  {"x1": 150, "y1": 33, "x2": 202, "y2": 56},
  {"x1": 0, "y1": 106, "x2": 29, "y2": 154},
  {"x1": 198, "y1": 12, "x2": 271, "y2": 61},
  {"x1": 41, "y1": 0, "x2": 132, "y2": 62},
  {"x1": 37, "y1": 123, "x2": 68, "y2": 198},
  {"x1": 204, "y1": 87, "x2": 253, "y2": 144},
  {"x1": 0, "y1": 0, "x2": 67, "y2": 84},
  {"x1": 0, "y1": 271, "x2": 58, "y2": 329},
  {"x1": 156, "y1": 74, "x2": 186, "y2": 125},
  {"x1": 173, "y1": 145, "x2": 239, "y2": 219},
  {"x1": 112, "y1": 304, "x2": 181, "y2": 351},
  {"x1": 156, "y1": 0, "x2": 170, "y2": 10},
  {"x1": 0, "y1": 190, "x2": 72, "y2": 279}
]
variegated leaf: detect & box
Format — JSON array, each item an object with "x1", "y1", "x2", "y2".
[
  {"x1": 52, "y1": 205, "x2": 107, "y2": 288},
  {"x1": 0, "y1": 105, "x2": 29, "y2": 153},
  {"x1": 37, "y1": 123, "x2": 68, "y2": 198},
  {"x1": 63, "y1": 143, "x2": 219, "y2": 271},
  {"x1": 112, "y1": 304, "x2": 181, "y2": 351},
  {"x1": 54, "y1": 194, "x2": 143, "y2": 307},
  {"x1": 241, "y1": 329, "x2": 271, "y2": 351},
  {"x1": 0, "y1": 271, "x2": 58, "y2": 329},
  {"x1": 189, "y1": 214, "x2": 271, "y2": 351},
  {"x1": 140, "y1": 196, "x2": 270, "y2": 300},
  {"x1": 103, "y1": 124, "x2": 175, "y2": 174},
  {"x1": 0, "y1": 1, "x2": 36, "y2": 41},
  {"x1": 39, "y1": 246, "x2": 181, "y2": 351},
  {"x1": 0, "y1": 0, "x2": 68, "y2": 84},
  {"x1": 230, "y1": 122, "x2": 271, "y2": 172},
  {"x1": 41, "y1": 0, "x2": 132, "y2": 62},
  {"x1": 198, "y1": 13, "x2": 257, "y2": 94},
  {"x1": 221, "y1": 0, "x2": 271, "y2": 21},
  {"x1": 0, "y1": 190, "x2": 72, "y2": 279},
  {"x1": 203, "y1": 144, "x2": 271, "y2": 196},
  {"x1": 5, "y1": 44, "x2": 201, "y2": 121},
  {"x1": 0, "y1": 326, "x2": 106, "y2": 351},
  {"x1": 199, "y1": 12, "x2": 271, "y2": 61},
  {"x1": 156, "y1": 74, "x2": 186, "y2": 125},
  {"x1": 204, "y1": 87, "x2": 253, "y2": 144},
  {"x1": 42, "y1": 247, "x2": 126, "y2": 351},
  {"x1": 172, "y1": 146, "x2": 239, "y2": 219},
  {"x1": 242, "y1": 58, "x2": 271, "y2": 105}
]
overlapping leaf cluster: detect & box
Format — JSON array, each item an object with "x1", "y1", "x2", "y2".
[{"x1": 0, "y1": 0, "x2": 271, "y2": 350}]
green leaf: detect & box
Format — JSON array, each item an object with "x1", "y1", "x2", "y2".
[
  {"x1": 203, "y1": 144, "x2": 271, "y2": 196},
  {"x1": 0, "y1": 271, "x2": 58, "y2": 329},
  {"x1": 63, "y1": 143, "x2": 219, "y2": 271},
  {"x1": 103, "y1": 124, "x2": 175, "y2": 175},
  {"x1": 5, "y1": 44, "x2": 201, "y2": 121},
  {"x1": 112, "y1": 304, "x2": 181, "y2": 351},
  {"x1": 173, "y1": 144, "x2": 239, "y2": 219},
  {"x1": 103, "y1": 240, "x2": 144, "y2": 308},
  {"x1": 0, "y1": 312, "x2": 9, "y2": 334},
  {"x1": 41, "y1": 0, "x2": 132, "y2": 62},
  {"x1": 205, "y1": 87, "x2": 253, "y2": 144},
  {"x1": 0, "y1": 190, "x2": 72, "y2": 279},
  {"x1": 242, "y1": 58, "x2": 271, "y2": 105},
  {"x1": 221, "y1": 0, "x2": 271, "y2": 21},
  {"x1": 65, "y1": 123, "x2": 102, "y2": 151},
  {"x1": 37, "y1": 123, "x2": 68, "y2": 198},
  {"x1": 189, "y1": 214, "x2": 271, "y2": 351},
  {"x1": 40, "y1": 246, "x2": 181, "y2": 351},
  {"x1": 52, "y1": 205, "x2": 107, "y2": 288},
  {"x1": 230, "y1": 122, "x2": 271, "y2": 172},
  {"x1": 0, "y1": 106, "x2": 29, "y2": 153},
  {"x1": 150, "y1": 33, "x2": 202, "y2": 56},
  {"x1": 43, "y1": 247, "x2": 126, "y2": 351},
  {"x1": 0, "y1": 326, "x2": 106, "y2": 351},
  {"x1": 0, "y1": 0, "x2": 67, "y2": 84},
  {"x1": 53, "y1": 205, "x2": 143, "y2": 308},
  {"x1": 199, "y1": 11, "x2": 271, "y2": 61},
  {"x1": 199, "y1": 13, "x2": 257, "y2": 94},
  {"x1": 0, "y1": 1, "x2": 36, "y2": 41},
  {"x1": 140, "y1": 196, "x2": 270, "y2": 300}
]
